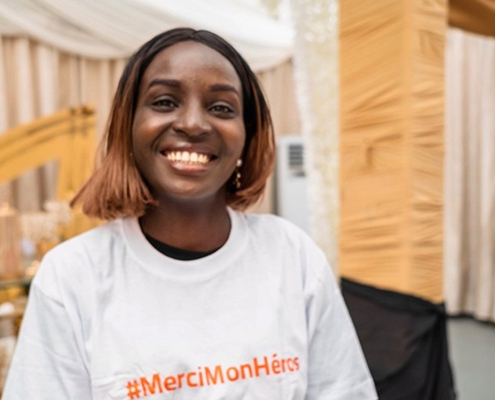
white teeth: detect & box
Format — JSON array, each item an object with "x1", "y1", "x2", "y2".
[{"x1": 165, "y1": 151, "x2": 211, "y2": 165}]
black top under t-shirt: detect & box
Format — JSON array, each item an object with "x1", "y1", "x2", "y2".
[{"x1": 144, "y1": 233, "x2": 220, "y2": 261}]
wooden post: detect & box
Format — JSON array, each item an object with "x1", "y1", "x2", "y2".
[{"x1": 339, "y1": 0, "x2": 447, "y2": 303}]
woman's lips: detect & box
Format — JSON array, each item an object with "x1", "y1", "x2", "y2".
[
  {"x1": 164, "y1": 150, "x2": 212, "y2": 164},
  {"x1": 160, "y1": 149, "x2": 217, "y2": 173}
]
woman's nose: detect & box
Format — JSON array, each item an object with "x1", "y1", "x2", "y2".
[{"x1": 172, "y1": 102, "x2": 211, "y2": 137}]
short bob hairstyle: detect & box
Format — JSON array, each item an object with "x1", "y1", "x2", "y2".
[{"x1": 71, "y1": 28, "x2": 275, "y2": 220}]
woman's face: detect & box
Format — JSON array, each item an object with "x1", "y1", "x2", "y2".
[{"x1": 132, "y1": 41, "x2": 245, "y2": 205}]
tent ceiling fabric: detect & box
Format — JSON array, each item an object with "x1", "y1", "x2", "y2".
[{"x1": 0, "y1": 0, "x2": 293, "y2": 71}]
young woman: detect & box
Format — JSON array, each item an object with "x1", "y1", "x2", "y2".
[{"x1": 3, "y1": 28, "x2": 377, "y2": 400}]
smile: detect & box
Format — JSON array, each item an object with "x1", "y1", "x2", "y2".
[{"x1": 164, "y1": 151, "x2": 213, "y2": 165}]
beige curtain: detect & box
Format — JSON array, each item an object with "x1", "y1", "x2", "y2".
[
  {"x1": 444, "y1": 27, "x2": 495, "y2": 322},
  {"x1": 0, "y1": 35, "x2": 126, "y2": 212},
  {"x1": 258, "y1": 61, "x2": 300, "y2": 139},
  {"x1": 254, "y1": 61, "x2": 301, "y2": 214}
]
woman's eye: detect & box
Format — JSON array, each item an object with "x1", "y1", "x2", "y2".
[
  {"x1": 152, "y1": 98, "x2": 176, "y2": 109},
  {"x1": 210, "y1": 104, "x2": 234, "y2": 115}
]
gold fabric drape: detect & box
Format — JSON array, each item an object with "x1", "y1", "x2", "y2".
[
  {"x1": 449, "y1": 0, "x2": 495, "y2": 38},
  {"x1": 339, "y1": 0, "x2": 447, "y2": 303},
  {"x1": 0, "y1": 107, "x2": 95, "y2": 202},
  {"x1": 0, "y1": 36, "x2": 126, "y2": 211}
]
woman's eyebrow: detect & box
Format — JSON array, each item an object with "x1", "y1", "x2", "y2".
[
  {"x1": 146, "y1": 79, "x2": 239, "y2": 98},
  {"x1": 148, "y1": 78, "x2": 181, "y2": 89},
  {"x1": 210, "y1": 84, "x2": 240, "y2": 96}
]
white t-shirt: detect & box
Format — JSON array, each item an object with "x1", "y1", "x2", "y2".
[{"x1": 3, "y1": 210, "x2": 377, "y2": 400}]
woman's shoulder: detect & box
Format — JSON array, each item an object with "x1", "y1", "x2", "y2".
[
  {"x1": 240, "y1": 211, "x2": 317, "y2": 248},
  {"x1": 240, "y1": 211, "x2": 303, "y2": 233},
  {"x1": 33, "y1": 219, "x2": 127, "y2": 292},
  {"x1": 237, "y1": 211, "x2": 334, "y2": 285}
]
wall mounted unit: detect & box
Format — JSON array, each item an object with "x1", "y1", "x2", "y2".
[{"x1": 275, "y1": 135, "x2": 311, "y2": 235}]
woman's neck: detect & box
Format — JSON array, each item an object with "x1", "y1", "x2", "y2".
[{"x1": 138, "y1": 199, "x2": 231, "y2": 252}]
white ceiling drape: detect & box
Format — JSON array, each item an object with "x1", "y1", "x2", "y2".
[{"x1": 0, "y1": 0, "x2": 293, "y2": 71}]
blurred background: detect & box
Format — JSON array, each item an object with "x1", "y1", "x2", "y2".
[{"x1": 0, "y1": 0, "x2": 494, "y2": 398}]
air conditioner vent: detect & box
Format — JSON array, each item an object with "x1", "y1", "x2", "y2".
[
  {"x1": 288, "y1": 143, "x2": 305, "y2": 177},
  {"x1": 276, "y1": 135, "x2": 310, "y2": 235}
]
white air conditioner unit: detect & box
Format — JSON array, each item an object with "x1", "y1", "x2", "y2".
[{"x1": 275, "y1": 135, "x2": 311, "y2": 235}]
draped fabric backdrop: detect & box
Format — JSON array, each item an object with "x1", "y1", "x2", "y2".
[
  {"x1": 0, "y1": 0, "x2": 298, "y2": 214},
  {"x1": 0, "y1": 0, "x2": 292, "y2": 71},
  {"x1": 0, "y1": 35, "x2": 299, "y2": 214},
  {"x1": 444, "y1": 27, "x2": 495, "y2": 322},
  {"x1": 290, "y1": 0, "x2": 340, "y2": 269},
  {"x1": 256, "y1": 61, "x2": 301, "y2": 214},
  {"x1": 0, "y1": 36, "x2": 125, "y2": 211}
]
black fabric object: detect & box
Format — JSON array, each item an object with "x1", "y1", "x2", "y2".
[
  {"x1": 341, "y1": 278, "x2": 457, "y2": 400},
  {"x1": 144, "y1": 233, "x2": 220, "y2": 261}
]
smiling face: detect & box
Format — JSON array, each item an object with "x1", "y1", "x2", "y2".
[{"x1": 132, "y1": 41, "x2": 246, "y2": 206}]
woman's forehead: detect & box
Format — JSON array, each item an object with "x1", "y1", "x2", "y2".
[{"x1": 141, "y1": 41, "x2": 242, "y2": 90}]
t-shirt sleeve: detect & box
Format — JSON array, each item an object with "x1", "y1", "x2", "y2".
[
  {"x1": 2, "y1": 260, "x2": 92, "y2": 399},
  {"x1": 304, "y1": 250, "x2": 377, "y2": 400}
]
